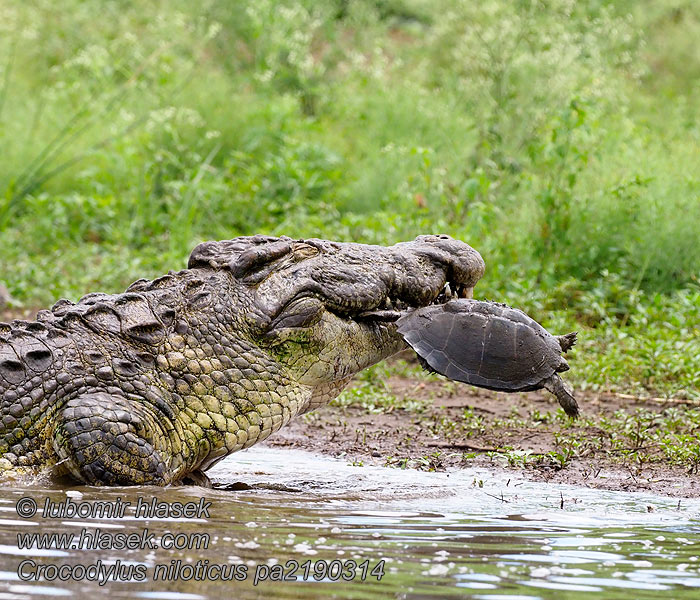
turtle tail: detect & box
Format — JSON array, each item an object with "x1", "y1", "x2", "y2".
[
  {"x1": 557, "y1": 331, "x2": 577, "y2": 353},
  {"x1": 543, "y1": 374, "x2": 579, "y2": 418}
]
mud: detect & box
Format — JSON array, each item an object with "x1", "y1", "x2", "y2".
[{"x1": 263, "y1": 373, "x2": 700, "y2": 498}]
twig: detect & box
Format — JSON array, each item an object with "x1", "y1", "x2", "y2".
[
  {"x1": 613, "y1": 393, "x2": 700, "y2": 406},
  {"x1": 483, "y1": 492, "x2": 510, "y2": 503},
  {"x1": 427, "y1": 441, "x2": 500, "y2": 452}
]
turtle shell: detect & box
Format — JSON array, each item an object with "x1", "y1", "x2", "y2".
[{"x1": 396, "y1": 299, "x2": 565, "y2": 392}]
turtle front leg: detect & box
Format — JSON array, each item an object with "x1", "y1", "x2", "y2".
[
  {"x1": 52, "y1": 393, "x2": 175, "y2": 485},
  {"x1": 543, "y1": 374, "x2": 579, "y2": 418}
]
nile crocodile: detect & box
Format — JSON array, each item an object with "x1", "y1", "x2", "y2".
[{"x1": 0, "y1": 234, "x2": 484, "y2": 485}]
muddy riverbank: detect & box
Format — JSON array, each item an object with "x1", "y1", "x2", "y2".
[{"x1": 263, "y1": 366, "x2": 700, "y2": 499}]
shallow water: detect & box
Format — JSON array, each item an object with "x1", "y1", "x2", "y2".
[{"x1": 0, "y1": 447, "x2": 698, "y2": 599}]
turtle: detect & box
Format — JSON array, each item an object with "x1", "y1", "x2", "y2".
[{"x1": 396, "y1": 299, "x2": 579, "y2": 417}]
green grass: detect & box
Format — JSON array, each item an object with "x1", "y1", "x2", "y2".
[
  {"x1": 0, "y1": 0, "x2": 698, "y2": 398},
  {"x1": 422, "y1": 401, "x2": 700, "y2": 474}
]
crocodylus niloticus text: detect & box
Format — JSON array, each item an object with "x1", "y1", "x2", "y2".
[{"x1": 0, "y1": 235, "x2": 484, "y2": 485}]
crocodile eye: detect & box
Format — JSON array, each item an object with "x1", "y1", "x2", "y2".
[
  {"x1": 270, "y1": 297, "x2": 323, "y2": 330},
  {"x1": 291, "y1": 242, "x2": 320, "y2": 260},
  {"x1": 261, "y1": 297, "x2": 325, "y2": 347}
]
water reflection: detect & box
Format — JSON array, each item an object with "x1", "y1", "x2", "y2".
[{"x1": 0, "y1": 447, "x2": 696, "y2": 599}]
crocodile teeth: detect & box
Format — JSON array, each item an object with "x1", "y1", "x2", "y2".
[{"x1": 455, "y1": 285, "x2": 473, "y2": 299}]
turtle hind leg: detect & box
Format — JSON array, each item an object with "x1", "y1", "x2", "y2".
[
  {"x1": 417, "y1": 355, "x2": 440, "y2": 376},
  {"x1": 557, "y1": 331, "x2": 578, "y2": 353},
  {"x1": 543, "y1": 374, "x2": 579, "y2": 418}
]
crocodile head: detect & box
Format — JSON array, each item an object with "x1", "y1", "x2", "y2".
[{"x1": 189, "y1": 234, "x2": 485, "y2": 392}]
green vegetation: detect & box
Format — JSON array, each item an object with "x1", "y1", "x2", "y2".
[
  {"x1": 481, "y1": 405, "x2": 700, "y2": 475},
  {"x1": 0, "y1": 0, "x2": 698, "y2": 398},
  {"x1": 350, "y1": 364, "x2": 700, "y2": 474}
]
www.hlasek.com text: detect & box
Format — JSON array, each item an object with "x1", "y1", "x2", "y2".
[{"x1": 18, "y1": 527, "x2": 210, "y2": 551}]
